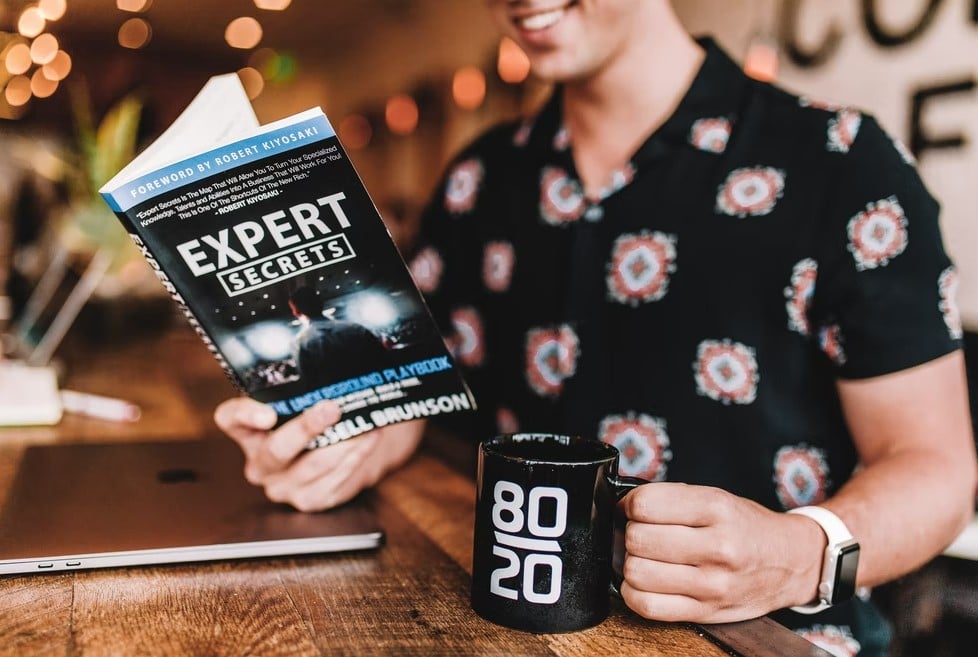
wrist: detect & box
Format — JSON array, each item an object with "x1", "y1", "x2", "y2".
[
  {"x1": 784, "y1": 510, "x2": 828, "y2": 608},
  {"x1": 786, "y1": 505, "x2": 861, "y2": 613}
]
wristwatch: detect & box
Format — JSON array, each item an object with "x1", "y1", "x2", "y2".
[{"x1": 787, "y1": 505, "x2": 860, "y2": 614}]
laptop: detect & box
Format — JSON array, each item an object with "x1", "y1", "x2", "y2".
[{"x1": 0, "y1": 438, "x2": 384, "y2": 575}]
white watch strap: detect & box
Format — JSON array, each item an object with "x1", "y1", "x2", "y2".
[
  {"x1": 788, "y1": 505, "x2": 855, "y2": 544},
  {"x1": 786, "y1": 505, "x2": 855, "y2": 614}
]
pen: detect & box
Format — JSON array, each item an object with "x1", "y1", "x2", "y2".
[{"x1": 59, "y1": 390, "x2": 142, "y2": 423}]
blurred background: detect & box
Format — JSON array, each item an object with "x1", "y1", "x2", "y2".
[
  {"x1": 0, "y1": 1, "x2": 976, "y2": 325},
  {"x1": 0, "y1": 2, "x2": 976, "y2": 654}
]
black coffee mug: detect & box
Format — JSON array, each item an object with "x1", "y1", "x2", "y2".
[{"x1": 470, "y1": 433, "x2": 648, "y2": 633}]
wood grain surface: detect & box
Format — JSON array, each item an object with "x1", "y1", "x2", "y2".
[{"x1": 0, "y1": 324, "x2": 830, "y2": 656}]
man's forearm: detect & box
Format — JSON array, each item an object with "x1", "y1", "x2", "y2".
[{"x1": 820, "y1": 447, "x2": 975, "y2": 589}]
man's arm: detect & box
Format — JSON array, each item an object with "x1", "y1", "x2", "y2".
[
  {"x1": 618, "y1": 351, "x2": 976, "y2": 623},
  {"x1": 820, "y1": 349, "x2": 977, "y2": 587}
]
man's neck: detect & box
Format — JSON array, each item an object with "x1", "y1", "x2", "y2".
[{"x1": 562, "y1": 9, "x2": 705, "y2": 197}]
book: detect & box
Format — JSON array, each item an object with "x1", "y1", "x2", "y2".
[{"x1": 99, "y1": 74, "x2": 474, "y2": 447}]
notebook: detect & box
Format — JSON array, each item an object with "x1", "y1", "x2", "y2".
[
  {"x1": 0, "y1": 438, "x2": 384, "y2": 575},
  {"x1": 0, "y1": 360, "x2": 62, "y2": 426}
]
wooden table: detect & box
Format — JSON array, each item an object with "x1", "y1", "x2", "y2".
[{"x1": 0, "y1": 324, "x2": 830, "y2": 656}]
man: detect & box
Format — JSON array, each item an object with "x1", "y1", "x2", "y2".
[
  {"x1": 288, "y1": 285, "x2": 392, "y2": 387},
  {"x1": 216, "y1": 1, "x2": 976, "y2": 653}
]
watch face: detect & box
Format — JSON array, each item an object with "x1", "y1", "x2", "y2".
[{"x1": 830, "y1": 542, "x2": 860, "y2": 604}]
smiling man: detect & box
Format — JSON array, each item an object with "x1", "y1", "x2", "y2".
[{"x1": 215, "y1": 2, "x2": 977, "y2": 654}]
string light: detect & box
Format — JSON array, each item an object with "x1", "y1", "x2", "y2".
[
  {"x1": 1, "y1": 0, "x2": 73, "y2": 114},
  {"x1": 2, "y1": 1, "x2": 529, "y2": 125}
]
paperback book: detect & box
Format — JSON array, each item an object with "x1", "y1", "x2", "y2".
[{"x1": 99, "y1": 74, "x2": 474, "y2": 446}]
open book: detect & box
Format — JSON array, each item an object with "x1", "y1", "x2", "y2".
[{"x1": 100, "y1": 74, "x2": 474, "y2": 446}]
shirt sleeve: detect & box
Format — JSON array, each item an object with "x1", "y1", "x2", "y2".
[{"x1": 813, "y1": 113, "x2": 962, "y2": 379}]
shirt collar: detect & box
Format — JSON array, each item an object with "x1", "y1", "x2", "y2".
[{"x1": 530, "y1": 37, "x2": 750, "y2": 165}]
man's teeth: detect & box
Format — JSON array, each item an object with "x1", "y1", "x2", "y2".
[{"x1": 518, "y1": 8, "x2": 564, "y2": 31}]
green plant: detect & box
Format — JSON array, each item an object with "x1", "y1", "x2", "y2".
[{"x1": 59, "y1": 83, "x2": 144, "y2": 271}]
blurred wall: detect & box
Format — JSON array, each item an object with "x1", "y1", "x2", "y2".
[{"x1": 677, "y1": 0, "x2": 978, "y2": 328}]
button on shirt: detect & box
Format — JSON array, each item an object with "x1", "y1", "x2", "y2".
[{"x1": 409, "y1": 39, "x2": 961, "y2": 655}]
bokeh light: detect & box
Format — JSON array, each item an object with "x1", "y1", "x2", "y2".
[
  {"x1": 117, "y1": 0, "x2": 153, "y2": 12},
  {"x1": 497, "y1": 37, "x2": 530, "y2": 84},
  {"x1": 248, "y1": 47, "x2": 297, "y2": 82},
  {"x1": 30, "y1": 68, "x2": 58, "y2": 97},
  {"x1": 385, "y1": 94, "x2": 418, "y2": 136},
  {"x1": 118, "y1": 17, "x2": 152, "y2": 49},
  {"x1": 5, "y1": 75, "x2": 32, "y2": 106},
  {"x1": 248, "y1": 48, "x2": 276, "y2": 77},
  {"x1": 237, "y1": 66, "x2": 265, "y2": 99},
  {"x1": 744, "y1": 39, "x2": 779, "y2": 82},
  {"x1": 30, "y1": 33, "x2": 59, "y2": 65},
  {"x1": 225, "y1": 17, "x2": 263, "y2": 49},
  {"x1": 38, "y1": 0, "x2": 68, "y2": 21},
  {"x1": 42, "y1": 50, "x2": 72, "y2": 80},
  {"x1": 17, "y1": 7, "x2": 45, "y2": 38},
  {"x1": 4, "y1": 43, "x2": 32, "y2": 75},
  {"x1": 254, "y1": 0, "x2": 291, "y2": 9},
  {"x1": 452, "y1": 66, "x2": 486, "y2": 110},
  {"x1": 338, "y1": 114, "x2": 372, "y2": 150}
]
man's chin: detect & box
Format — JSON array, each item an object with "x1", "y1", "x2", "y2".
[{"x1": 527, "y1": 56, "x2": 594, "y2": 85}]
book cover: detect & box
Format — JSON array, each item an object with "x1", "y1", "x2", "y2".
[{"x1": 99, "y1": 74, "x2": 474, "y2": 446}]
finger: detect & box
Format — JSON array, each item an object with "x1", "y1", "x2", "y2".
[
  {"x1": 286, "y1": 463, "x2": 364, "y2": 512},
  {"x1": 269, "y1": 436, "x2": 377, "y2": 511},
  {"x1": 618, "y1": 580, "x2": 705, "y2": 623},
  {"x1": 624, "y1": 521, "x2": 718, "y2": 565},
  {"x1": 214, "y1": 399, "x2": 279, "y2": 465},
  {"x1": 255, "y1": 401, "x2": 342, "y2": 471},
  {"x1": 623, "y1": 482, "x2": 732, "y2": 527},
  {"x1": 622, "y1": 554, "x2": 727, "y2": 601},
  {"x1": 261, "y1": 433, "x2": 367, "y2": 495},
  {"x1": 214, "y1": 397, "x2": 278, "y2": 440}
]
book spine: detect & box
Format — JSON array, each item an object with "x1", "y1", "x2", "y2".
[{"x1": 121, "y1": 224, "x2": 245, "y2": 393}]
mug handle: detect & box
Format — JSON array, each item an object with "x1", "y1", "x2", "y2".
[{"x1": 608, "y1": 475, "x2": 649, "y2": 597}]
